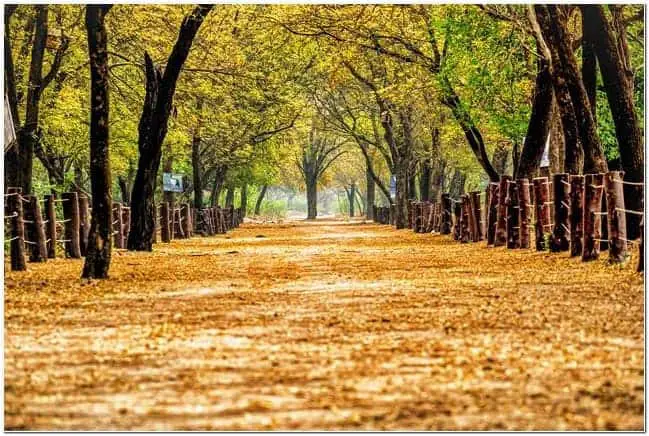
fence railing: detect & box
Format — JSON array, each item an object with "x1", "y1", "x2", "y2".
[{"x1": 5, "y1": 188, "x2": 244, "y2": 272}]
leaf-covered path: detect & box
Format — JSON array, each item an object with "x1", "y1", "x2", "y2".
[{"x1": 5, "y1": 219, "x2": 644, "y2": 430}]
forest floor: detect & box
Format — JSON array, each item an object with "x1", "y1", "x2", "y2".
[{"x1": 4, "y1": 218, "x2": 644, "y2": 430}]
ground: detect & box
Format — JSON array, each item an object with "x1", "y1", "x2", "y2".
[{"x1": 4, "y1": 218, "x2": 644, "y2": 430}]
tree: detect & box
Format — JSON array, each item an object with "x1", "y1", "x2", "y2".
[
  {"x1": 5, "y1": 5, "x2": 70, "y2": 194},
  {"x1": 297, "y1": 124, "x2": 345, "y2": 219},
  {"x1": 127, "y1": 5, "x2": 213, "y2": 251},
  {"x1": 583, "y1": 5, "x2": 644, "y2": 238},
  {"x1": 82, "y1": 5, "x2": 113, "y2": 279}
]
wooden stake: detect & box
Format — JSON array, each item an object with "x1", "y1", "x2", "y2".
[
  {"x1": 62, "y1": 192, "x2": 82, "y2": 258},
  {"x1": 604, "y1": 171, "x2": 628, "y2": 263},
  {"x1": 453, "y1": 200, "x2": 462, "y2": 241},
  {"x1": 470, "y1": 191, "x2": 483, "y2": 242},
  {"x1": 550, "y1": 173, "x2": 570, "y2": 252},
  {"x1": 182, "y1": 204, "x2": 192, "y2": 238},
  {"x1": 8, "y1": 191, "x2": 26, "y2": 271},
  {"x1": 43, "y1": 194, "x2": 57, "y2": 258},
  {"x1": 24, "y1": 195, "x2": 47, "y2": 262},
  {"x1": 160, "y1": 202, "x2": 171, "y2": 243},
  {"x1": 569, "y1": 175, "x2": 585, "y2": 257},
  {"x1": 441, "y1": 194, "x2": 452, "y2": 235},
  {"x1": 112, "y1": 202, "x2": 124, "y2": 249},
  {"x1": 582, "y1": 173, "x2": 605, "y2": 261},
  {"x1": 532, "y1": 177, "x2": 551, "y2": 251},
  {"x1": 506, "y1": 180, "x2": 521, "y2": 249},
  {"x1": 517, "y1": 178, "x2": 531, "y2": 249},
  {"x1": 486, "y1": 183, "x2": 499, "y2": 245},
  {"x1": 78, "y1": 194, "x2": 90, "y2": 256},
  {"x1": 494, "y1": 175, "x2": 511, "y2": 247}
]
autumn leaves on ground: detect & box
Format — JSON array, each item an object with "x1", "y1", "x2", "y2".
[{"x1": 5, "y1": 219, "x2": 644, "y2": 430}]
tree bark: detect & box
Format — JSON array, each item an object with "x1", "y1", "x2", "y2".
[
  {"x1": 306, "y1": 177, "x2": 317, "y2": 219},
  {"x1": 365, "y1": 166, "x2": 375, "y2": 220},
  {"x1": 254, "y1": 185, "x2": 268, "y2": 215},
  {"x1": 583, "y1": 5, "x2": 644, "y2": 239},
  {"x1": 128, "y1": 5, "x2": 212, "y2": 251},
  {"x1": 82, "y1": 5, "x2": 113, "y2": 278},
  {"x1": 516, "y1": 53, "x2": 554, "y2": 179},
  {"x1": 225, "y1": 186, "x2": 235, "y2": 207},
  {"x1": 240, "y1": 184, "x2": 248, "y2": 217},
  {"x1": 543, "y1": 6, "x2": 608, "y2": 174}
]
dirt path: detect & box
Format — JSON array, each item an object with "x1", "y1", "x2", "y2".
[{"x1": 5, "y1": 219, "x2": 644, "y2": 430}]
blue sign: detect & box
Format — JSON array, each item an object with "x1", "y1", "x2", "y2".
[{"x1": 163, "y1": 173, "x2": 183, "y2": 193}]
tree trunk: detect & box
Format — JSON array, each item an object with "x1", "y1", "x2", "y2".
[
  {"x1": 82, "y1": 5, "x2": 113, "y2": 278},
  {"x1": 254, "y1": 185, "x2": 267, "y2": 215},
  {"x1": 516, "y1": 53, "x2": 553, "y2": 179},
  {"x1": 365, "y1": 166, "x2": 375, "y2": 220},
  {"x1": 118, "y1": 176, "x2": 130, "y2": 205},
  {"x1": 128, "y1": 5, "x2": 212, "y2": 251},
  {"x1": 535, "y1": 6, "x2": 584, "y2": 175},
  {"x1": 448, "y1": 169, "x2": 466, "y2": 199},
  {"x1": 225, "y1": 186, "x2": 235, "y2": 207},
  {"x1": 347, "y1": 183, "x2": 356, "y2": 217},
  {"x1": 240, "y1": 184, "x2": 247, "y2": 217},
  {"x1": 306, "y1": 177, "x2": 317, "y2": 219},
  {"x1": 542, "y1": 6, "x2": 608, "y2": 174},
  {"x1": 394, "y1": 163, "x2": 409, "y2": 229},
  {"x1": 584, "y1": 5, "x2": 644, "y2": 239},
  {"x1": 419, "y1": 160, "x2": 431, "y2": 202}
]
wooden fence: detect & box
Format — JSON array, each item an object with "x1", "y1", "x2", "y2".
[
  {"x1": 373, "y1": 171, "x2": 644, "y2": 272},
  {"x1": 4, "y1": 188, "x2": 244, "y2": 271}
]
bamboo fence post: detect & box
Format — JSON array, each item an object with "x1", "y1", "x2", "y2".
[
  {"x1": 532, "y1": 177, "x2": 551, "y2": 251},
  {"x1": 583, "y1": 173, "x2": 605, "y2": 261},
  {"x1": 460, "y1": 195, "x2": 471, "y2": 243},
  {"x1": 160, "y1": 202, "x2": 171, "y2": 243},
  {"x1": 182, "y1": 204, "x2": 192, "y2": 238},
  {"x1": 495, "y1": 175, "x2": 511, "y2": 247},
  {"x1": 550, "y1": 173, "x2": 570, "y2": 252},
  {"x1": 517, "y1": 178, "x2": 531, "y2": 249},
  {"x1": 441, "y1": 194, "x2": 452, "y2": 235},
  {"x1": 62, "y1": 192, "x2": 82, "y2": 258},
  {"x1": 24, "y1": 195, "x2": 47, "y2": 262},
  {"x1": 78, "y1": 194, "x2": 90, "y2": 256},
  {"x1": 122, "y1": 206, "x2": 131, "y2": 243},
  {"x1": 638, "y1": 214, "x2": 644, "y2": 272},
  {"x1": 569, "y1": 175, "x2": 585, "y2": 257},
  {"x1": 112, "y1": 202, "x2": 124, "y2": 249},
  {"x1": 43, "y1": 194, "x2": 57, "y2": 258},
  {"x1": 506, "y1": 180, "x2": 520, "y2": 249},
  {"x1": 604, "y1": 171, "x2": 628, "y2": 263},
  {"x1": 470, "y1": 191, "x2": 482, "y2": 242},
  {"x1": 8, "y1": 192, "x2": 26, "y2": 271},
  {"x1": 486, "y1": 183, "x2": 499, "y2": 245}
]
